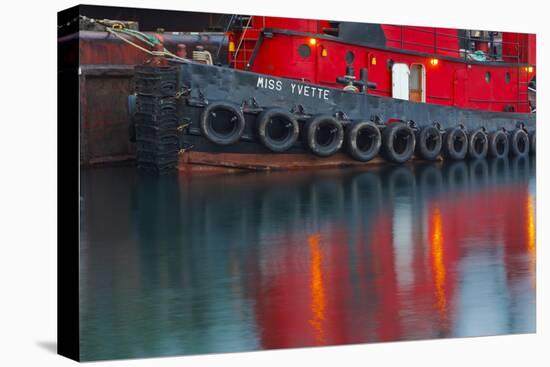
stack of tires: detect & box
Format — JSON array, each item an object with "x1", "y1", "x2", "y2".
[{"x1": 134, "y1": 65, "x2": 179, "y2": 174}]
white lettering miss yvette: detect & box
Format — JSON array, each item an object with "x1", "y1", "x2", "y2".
[{"x1": 256, "y1": 77, "x2": 330, "y2": 100}]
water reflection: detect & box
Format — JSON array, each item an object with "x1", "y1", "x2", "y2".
[{"x1": 80, "y1": 157, "x2": 536, "y2": 361}]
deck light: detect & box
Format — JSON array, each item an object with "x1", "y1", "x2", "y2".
[
  {"x1": 228, "y1": 41, "x2": 235, "y2": 52},
  {"x1": 525, "y1": 66, "x2": 534, "y2": 73},
  {"x1": 309, "y1": 38, "x2": 317, "y2": 46},
  {"x1": 321, "y1": 47, "x2": 328, "y2": 57},
  {"x1": 370, "y1": 55, "x2": 377, "y2": 65},
  {"x1": 430, "y1": 58, "x2": 439, "y2": 66}
]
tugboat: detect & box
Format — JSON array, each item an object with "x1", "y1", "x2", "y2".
[{"x1": 125, "y1": 15, "x2": 536, "y2": 173}]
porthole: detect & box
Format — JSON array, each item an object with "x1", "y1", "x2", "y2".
[
  {"x1": 505, "y1": 72, "x2": 511, "y2": 84},
  {"x1": 485, "y1": 72, "x2": 491, "y2": 83},
  {"x1": 345, "y1": 50, "x2": 355, "y2": 65},
  {"x1": 298, "y1": 44, "x2": 311, "y2": 58}
]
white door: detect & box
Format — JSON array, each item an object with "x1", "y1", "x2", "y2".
[{"x1": 392, "y1": 63, "x2": 410, "y2": 100}]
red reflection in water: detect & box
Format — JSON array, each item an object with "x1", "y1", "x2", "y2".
[
  {"x1": 368, "y1": 212, "x2": 401, "y2": 342},
  {"x1": 253, "y1": 182, "x2": 535, "y2": 347}
]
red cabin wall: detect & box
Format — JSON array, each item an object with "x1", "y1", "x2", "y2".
[
  {"x1": 236, "y1": 16, "x2": 534, "y2": 114},
  {"x1": 248, "y1": 32, "x2": 532, "y2": 113},
  {"x1": 382, "y1": 25, "x2": 460, "y2": 58}
]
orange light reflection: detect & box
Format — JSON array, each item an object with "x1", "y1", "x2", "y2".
[
  {"x1": 526, "y1": 195, "x2": 536, "y2": 288},
  {"x1": 430, "y1": 206, "x2": 448, "y2": 320},
  {"x1": 308, "y1": 234, "x2": 326, "y2": 344}
]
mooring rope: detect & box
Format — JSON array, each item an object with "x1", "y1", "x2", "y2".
[{"x1": 105, "y1": 27, "x2": 187, "y2": 62}]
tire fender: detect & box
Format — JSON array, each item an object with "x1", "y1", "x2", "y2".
[
  {"x1": 415, "y1": 125, "x2": 442, "y2": 160},
  {"x1": 529, "y1": 131, "x2": 536, "y2": 155},
  {"x1": 467, "y1": 129, "x2": 488, "y2": 159},
  {"x1": 345, "y1": 121, "x2": 381, "y2": 162},
  {"x1": 305, "y1": 115, "x2": 344, "y2": 157},
  {"x1": 509, "y1": 129, "x2": 530, "y2": 157},
  {"x1": 488, "y1": 130, "x2": 509, "y2": 158},
  {"x1": 381, "y1": 122, "x2": 416, "y2": 163},
  {"x1": 200, "y1": 102, "x2": 246, "y2": 145},
  {"x1": 257, "y1": 108, "x2": 299, "y2": 152},
  {"x1": 442, "y1": 127, "x2": 468, "y2": 160}
]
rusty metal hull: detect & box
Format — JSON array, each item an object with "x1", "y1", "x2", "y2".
[
  {"x1": 58, "y1": 30, "x2": 229, "y2": 165},
  {"x1": 79, "y1": 65, "x2": 136, "y2": 165},
  {"x1": 177, "y1": 150, "x2": 392, "y2": 174}
]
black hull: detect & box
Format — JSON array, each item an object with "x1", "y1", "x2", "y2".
[{"x1": 132, "y1": 61, "x2": 536, "y2": 173}]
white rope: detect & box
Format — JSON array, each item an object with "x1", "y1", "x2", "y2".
[
  {"x1": 106, "y1": 28, "x2": 188, "y2": 62},
  {"x1": 106, "y1": 28, "x2": 155, "y2": 55}
]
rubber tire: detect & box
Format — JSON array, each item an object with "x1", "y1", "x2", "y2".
[
  {"x1": 467, "y1": 129, "x2": 488, "y2": 159},
  {"x1": 442, "y1": 127, "x2": 468, "y2": 160},
  {"x1": 488, "y1": 130, "x2": 509, "y2": 158},
  {"x1": 200, "y1": 102, "x2": 246, "y2": 145},
  {"x1": 257, "y1": 108, "x2": 299, "y2": 152},
  {"x1": 305, "y1": 115, "x2": 344, "y2": 157},
  {"x1": 415, "y1": 125, "x2": 442, "y2": 160},
  {"x1": 530, "y1": 131, "x2": 536, "y2": 155},
  {"x1": 345, "y1": 121, "x2": 381, "y2": 161},
  {"x1": 509, "y1": 129, "x2": 530, "y2": 157},
  {"x1": 381, "y1": 123, "x2": 416, "y2": 163}
]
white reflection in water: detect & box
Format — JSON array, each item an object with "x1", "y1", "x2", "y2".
[
  {"x1": 392, "y1": 201, "x2": 415, "y2": 291},
  {"x1": 454, "y1": 247, "x2": 509, "y2": 337}
]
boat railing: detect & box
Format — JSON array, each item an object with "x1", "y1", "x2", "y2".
[{"x1": 386, "y1": 25, "x2": 527, "y2": 64}]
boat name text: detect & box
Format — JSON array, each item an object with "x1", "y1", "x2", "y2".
[{"x1": 256, "y1": 77, "x2": 330, "y2": 100}]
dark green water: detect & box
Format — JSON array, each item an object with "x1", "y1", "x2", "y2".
[{"x1": 79, "y1": 158, "x2": 536, "y2": 361}]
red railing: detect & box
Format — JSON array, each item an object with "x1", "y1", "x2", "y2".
[{"x1": 386, "y1": 26, "x2": 527, "y2": 64}]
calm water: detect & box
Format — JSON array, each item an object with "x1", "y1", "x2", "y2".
[{"x1": 80, "y1": 158, "x2": 536, "y2": 361}]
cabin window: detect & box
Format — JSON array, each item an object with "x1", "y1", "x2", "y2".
[
  {"x1": 505, "y1": 72, "x2": 511, "y2": 84},
  {"x1": 485, "y1": 72, "x2": 491, "y2": 83},
  {"x1": 409, "y1": 64, "x2": 426, "y2": 102},
  {"x1": 346, "y1": 50, "x2": 355, "y2": 65},
  {"x1": 298, "y1": 44, "x2": 311, "y2": 58}
]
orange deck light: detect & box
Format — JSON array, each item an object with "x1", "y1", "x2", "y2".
[
  {"x1": 321, "y1": 47, "x2": 328, "y2": 57},
  {"x1": 525, "y1": 66, "x2": 534, "y2": 73},
  {"x1": 370, "y1": 55, "x2": 377, "y2": 65},
  {"x1": 309, "y1": 38, "x2": 317, "y2": 46},
  {"x1": 228, "y1": 41, "x2": 235, "y2": 52},
  {"x1": 430, "y1": 58, "x2": 439, "y2": 66}
]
